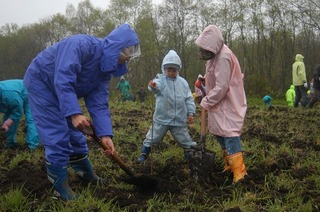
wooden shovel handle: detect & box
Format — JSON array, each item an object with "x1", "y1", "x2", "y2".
[
  {"x1": 201, "y1": 108, "x2": 207, "y2": 135},
  {"x1": 97, "y1": 140, "x2": 135, "y2": 177},
  {"x1": 82, "y1": 125, "x2": 135, "y2": 177}
]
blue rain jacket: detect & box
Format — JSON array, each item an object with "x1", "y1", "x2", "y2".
[
  {"x1": 0, "y1": 79, "x2": 39, "y2": 149},
  {"x1": 149, "y1": 50, "x2": 196, "y2": 127},
  {"x1": 24, "y1": 24, "x2": 139, "y2": 165}
]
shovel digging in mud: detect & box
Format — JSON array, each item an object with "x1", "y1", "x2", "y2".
[
  {"x1": 81, "y1": 124, "x2": 157, "y2": 190},
  {"x1": 188, "y1": 108, "x2": 216, "y2": 181}
]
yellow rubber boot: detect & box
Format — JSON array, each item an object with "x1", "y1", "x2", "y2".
[
  {"x1": 222, "y1": 149, "x2": 231, "y2": 172},
  {"x1": 227, "y1": 152, "x2": 247, "y2": 183}
]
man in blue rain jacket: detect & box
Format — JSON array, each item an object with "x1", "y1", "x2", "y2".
[
  {"x1": 23, "y1": 24, "x2": 140, "y2": 201},
  {"x1": 0, "y1": 79, "x2": 39, "y2": 150}
]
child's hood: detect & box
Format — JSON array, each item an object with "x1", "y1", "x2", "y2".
[{"x1": 161, "y1": 50, "x2": 182, "y2": 74}]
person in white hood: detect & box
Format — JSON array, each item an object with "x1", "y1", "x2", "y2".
[
  {"x1": 195, "y1": 24, "x2": 247, "y2": 183},
  {"x1": 137, "y1": 50, "x2": 197, "y2": 162}
]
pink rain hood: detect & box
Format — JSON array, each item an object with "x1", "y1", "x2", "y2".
[{"x1": 195, "y1": 25, "x2": 247, "y2": 137}]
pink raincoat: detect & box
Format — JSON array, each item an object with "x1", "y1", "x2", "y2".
[{"x1": 195, "y1": 25, "x2": 247, "y2": 137}]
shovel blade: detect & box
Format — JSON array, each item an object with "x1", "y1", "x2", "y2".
[
  {"x1": 187, "y1": 148, "x2": 216, "y2": 182},
  {"x1": 121, "y1": 175, "x2": 158, "y2": 190}
]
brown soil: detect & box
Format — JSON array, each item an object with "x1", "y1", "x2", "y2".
[{"x1": 0, "y1": 105, "x2": 320, "y2": 211}]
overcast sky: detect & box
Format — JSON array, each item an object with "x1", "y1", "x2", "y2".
[{"x1": 0, "y1": 0, "x2": 162, "y2": 27}]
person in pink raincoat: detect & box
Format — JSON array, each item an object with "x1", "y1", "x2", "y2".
[{"x1": 195, "y1": 24, "x2": 247, "y2": 183}]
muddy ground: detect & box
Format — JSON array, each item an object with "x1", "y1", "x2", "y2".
[{"x1": 0, "y1": 105, "x2": 320, "y2": 211}]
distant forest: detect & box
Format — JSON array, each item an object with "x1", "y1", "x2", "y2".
[{"x1": 1, "y1": 0, "x2": 320, "y2": 98}]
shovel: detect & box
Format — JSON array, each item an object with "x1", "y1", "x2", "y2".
[
  {"x1": 191, "y1": 108, "x2": 215, "y2": 159},
  {"x1": 81, "y1": 124, "x2": 157, "y2": 189},
  {"x1": 190, "y1": 80, "x2": 215, "y2": 160},
  {"x1": 188, "y1": 108, "x2": 215, "y2": 181}
]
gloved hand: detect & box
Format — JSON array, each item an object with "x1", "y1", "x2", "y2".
[
  {"x1": 187, "y1": 115, "x2": 194, "y2": 124},
  {"x1": 1, "y1": 118, "x2": 13, "y2": 132},
  {"x1": 304, "y1": 82, "x2": 308, "y2": 88},
  {"x1": 149, "y1": 80, "x2": 156, "y2": 88},
  {"x1": 195, "y1": 79, "x2": 204, "y2": 89},
  {"x1": 195, "y1": 79, "x2": 206, "y2": 96}
]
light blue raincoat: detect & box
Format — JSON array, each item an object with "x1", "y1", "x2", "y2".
[
  {"x1": 143, "y1": 50, "x2": 196, "y2": 148},
  {"x1": 0, "y1": 79, "x2": 39, "y2": 149},
  {"x1": 151, "y1": 50, "x2": 196, "y2": 126},
  {"x1": 23, "y1": 24, "x2": 139, "y2": 166}
]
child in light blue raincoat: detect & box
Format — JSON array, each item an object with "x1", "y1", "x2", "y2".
[
  {"x1": 138, "y1": 50, "x2": 197, "y2": 162},
  {"x1": 0, "y1": 79, "x2": 39, "y2": 150}
]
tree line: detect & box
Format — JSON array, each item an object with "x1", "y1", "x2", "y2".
[{"x1": 0, "y1": 0, "x2": 319, "y2": 98}]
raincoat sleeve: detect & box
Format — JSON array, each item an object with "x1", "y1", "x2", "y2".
[
  {"x1": 201, "y1": 56, "x2": 231, "y2": 110},
  {"x1": 186, "y1": 89, "x2": 196, "y2": 115},
  {"x1": 54, "y1": 39, "x2": 88, "y2": 117},
  {"x1": 148, "y1": 77, "x2": 162, "y2": 95},
  {"x1": 84, "y1": 77, "x2": 113, "y2": 137},
  {"x1": 2, "y1": 91, "x2": 23, "y2": 122}
]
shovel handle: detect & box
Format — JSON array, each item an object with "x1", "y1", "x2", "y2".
[
  {"x1": 201, "y1": 108, "x2": 207, "y2": 135},
  {"x1": 98, "y1": 140, "x2": 135, "y2": 177},
  {"x1": 200, "y1": 108, "x2": 207, "y2": 153},
  {"x1": 81, "y1": 124, "x2": 135, "y2": 177}
]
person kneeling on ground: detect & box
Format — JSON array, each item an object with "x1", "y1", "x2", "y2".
[{"x1": 263, "y1": 95, "x2": 272, "y2": 106}]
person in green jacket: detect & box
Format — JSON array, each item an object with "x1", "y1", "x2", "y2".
[
  {"x1": 116, "y1": 76, "x2": 132, "y2": 101},
  {"x1": 285, "y1": 85, "x2": 296, "y2": 107},
  {"x1": 292, "y1": 54, "x2": 308, "y2": 107}
]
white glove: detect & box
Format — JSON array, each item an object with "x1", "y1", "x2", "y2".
[{"x1": 304, "y1": 82, "x2": 308, "y2": 88}]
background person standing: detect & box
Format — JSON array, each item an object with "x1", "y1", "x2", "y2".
[
  {"x1": 194, "y1": 74, "x2": 206, "y2": 104},
  {"x1": 286, "y1": 85, "x2": 296, "y2": 107},
  {"x1": 292, "y1": 54, "x2": 308, "y2": 107},
  {"x1": 137, "y1": 85, "x2": 147, "y2": 102},
  {"x1": 307, "y1": 64, "x2": 320, "y2": 108},
  {"x1": 116, "y1": 76, "x2": 132, "y2": 101}
]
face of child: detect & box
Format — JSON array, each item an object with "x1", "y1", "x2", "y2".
[{"x1": 165, "y1": 68, "x2": 179, "y2": 78}]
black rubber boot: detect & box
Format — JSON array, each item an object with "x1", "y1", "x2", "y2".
[
  {"x1": 46, "y1": 162, "x2": 78, "y2": 201},
  {"x1": 70, "y1": 154, "x2": 106, "y2": 185}
]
